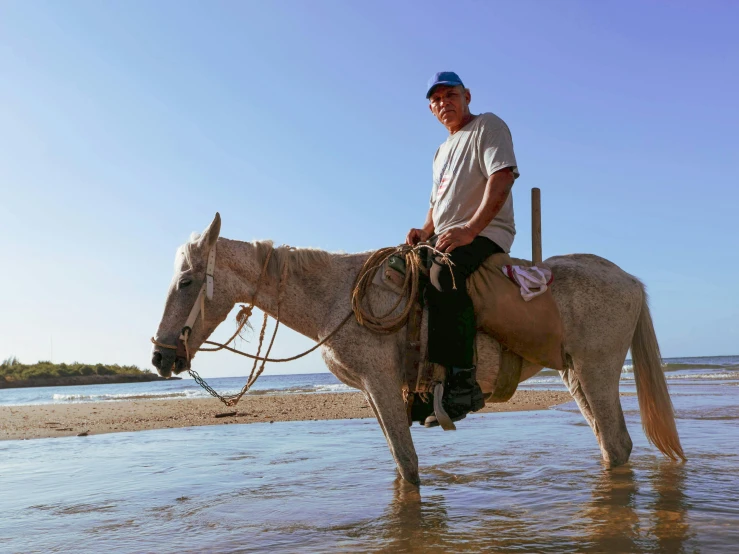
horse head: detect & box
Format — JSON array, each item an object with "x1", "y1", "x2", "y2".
[{"x1": 151, "y1": 213, "x2": 233, "y2": 377}]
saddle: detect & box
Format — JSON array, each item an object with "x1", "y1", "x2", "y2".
[{"x1": 374, "y1": 251, "x2": 566, "y2": 406}]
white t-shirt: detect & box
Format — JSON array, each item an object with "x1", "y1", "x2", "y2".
[{"x1": 430, "y1": 112, "x2": 519, "y2": 252}]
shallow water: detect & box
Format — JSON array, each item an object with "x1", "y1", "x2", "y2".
[{"x1": 1, "y1": 385, "x2": 738, "y2": 553}]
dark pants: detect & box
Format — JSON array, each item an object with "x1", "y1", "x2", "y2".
[{"x1": 426, "y1": 236, "x2": 503, "y2": 369}]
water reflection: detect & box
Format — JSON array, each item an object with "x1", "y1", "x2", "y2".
[
  {"x1": 374, "y1": 461, "x2": 693, "y2": 553},
  {"x1": 375, "y1": 476, "x2": 453, "y2": 553},
  {"x1": 578, "y1": 462, "x2": 691, "y2": 553},
  {"x1": 648, "y1": 462, "x2": 692, "y2": 553},
  {"x1": 377, "y1": 478, "x2": 424, "y2": 552},
  {"x1": 578, "y1": 465, "x2": 641, "y2": 552}
]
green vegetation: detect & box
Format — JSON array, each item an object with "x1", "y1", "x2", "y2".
[{"x1": 1, "y1": 356, "x2": 153, "y2": 382}]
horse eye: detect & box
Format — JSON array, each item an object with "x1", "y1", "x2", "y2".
[{"x1": 179, "y1": 279, "x2": 192, "y2": 289}]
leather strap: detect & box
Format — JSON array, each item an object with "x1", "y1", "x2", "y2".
[
  {"x1": 205, "y1": 243, "x2": 216, "y2": 299},
  {"x1": 403, "y1": 302, "x2": 423, "y2": 394},
  {"x1": 489, "y1": 345, "x2": 523, "y2": 402},
  {"x1": 179, "y1": 243, "x2": 217, "y2": 341}
]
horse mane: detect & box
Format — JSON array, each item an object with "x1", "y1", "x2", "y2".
[
  {"x1": 175, "y1": 232, "x2": 202, "y2": 272},
  {"x1": 251, "y1": 240, "x2": 332, "y2": 278},
  {"x1": 176, "y1": 234, "x2": 331, "y2": 277}
]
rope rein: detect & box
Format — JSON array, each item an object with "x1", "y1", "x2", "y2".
[
  {"x1": 351, "y1": 243, "x2": 454, "y2": 335},
  {"x1": 151, "y1": 241, "x2": 453, "y2": 407}
]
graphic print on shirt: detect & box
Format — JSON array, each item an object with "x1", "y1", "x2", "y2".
[
  {"x1": 438, "y1": 173, "x2": 451, "y2": 195},
  {"x1": 434, "y1": 141, "x2": 465, "y2": 202}
]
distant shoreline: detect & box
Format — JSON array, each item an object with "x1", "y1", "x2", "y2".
[{"x1": 0, "y1": 373, "x2": 179, "y2": 390}]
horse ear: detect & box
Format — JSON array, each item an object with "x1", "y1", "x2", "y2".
[{"x1": 200, "y1": 212, "x2": 221, "y2": 249}]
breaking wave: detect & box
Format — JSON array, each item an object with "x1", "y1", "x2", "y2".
[
  {"x1": 621, "y1": 371, "x2": 739, "y2": 381},
  {"x1": 663, "y1": 363, "x2": 729, "y2": 370},
  {"x1": 52, "y1": 390, "x2": 202, "y2": 402},
  {"x1": 50, "y1": 383, "x2": 354, "y2": 403},
  {"x1": 523, "y1": 376, "x2": 561, "y2": 385},
  {"x1": 246, "y1": 383, "x2": 353, "y2": 396},
  {"x1": 524, "y1": 365, "x2": 739, "y2": 387}
]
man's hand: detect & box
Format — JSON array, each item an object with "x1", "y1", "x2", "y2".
[
  {"x1": 436, "y1": 226, "x2": 476, "y2": 253},
  {"x1": 406, "y1": 228, "x2": 431, "y2": 246}
]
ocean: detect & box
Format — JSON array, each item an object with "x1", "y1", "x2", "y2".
[
  {"x1": 0, "y1": 371, "x2": 352, "y2": 406},
  {"x1": 1, "y1": 355, "x2": 737, "y2": 407},
  {"x1": 1, "y1": 355, "x2": 738, "y2": 552}
]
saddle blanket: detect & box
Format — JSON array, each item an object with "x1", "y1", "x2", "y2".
[
  {"x1": 374, "y1": 251, "x2": 566, "y2": 372},
  {"x1": 468, "y1": 253, "x2": 565, "y2": 371}
]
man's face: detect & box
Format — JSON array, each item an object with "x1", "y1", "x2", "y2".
[{"x1": 428, "y1": 85, "x2": 471, "y2": 131}]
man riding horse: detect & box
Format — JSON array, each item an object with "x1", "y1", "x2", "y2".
[
  {"x1": 151, "y1": 72, "x2": 684, "y2": 479},
  {"x1": 406, "y1": 71, "x2": 519, "y2": 427}
]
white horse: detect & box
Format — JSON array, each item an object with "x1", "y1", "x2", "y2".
[{"x1": 151, "y1": 214, "x2": 684, "y2": 485}]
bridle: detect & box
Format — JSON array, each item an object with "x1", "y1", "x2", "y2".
[
  {"x1": 152, "y1": 243, "x2": 352, "y2": 407},
  {"x1": 150, "y1": 243, "x2": 218, "y2": 370},
  {"x1": 150, "y1": 242, "x2": 275, "y2": 373},
  {"x1": 150, "y1": 240, "x2": 443, "y2": 406}
]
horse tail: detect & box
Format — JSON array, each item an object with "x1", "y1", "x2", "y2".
[{"x1": 631, "y1": 282, "x2": 686, "y2": 461}]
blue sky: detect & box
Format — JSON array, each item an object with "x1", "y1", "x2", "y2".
[{"x1": 1, "y1": 1, "x2": 737, "y2": 377}]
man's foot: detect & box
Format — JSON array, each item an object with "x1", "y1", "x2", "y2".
[
  {"x1": 423, "y1": 412, "x2": 466, "y2": 428},
  {"x1": 424, "y1": 366, "x2": 484, "y2": 428},
  {"x1": 410, "y1": 393, "x2": 435, "y2": 424}
]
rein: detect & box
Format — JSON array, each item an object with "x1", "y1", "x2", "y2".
[
  {"x1": 151, "y1": 240, "x2": 452, "y2": 407},
  {"x1": 351, "y1": 243, "x2": 454, "y2": 334},
  {"x1": 150, "y1": 244, "x2": 354, "y2": 406}
]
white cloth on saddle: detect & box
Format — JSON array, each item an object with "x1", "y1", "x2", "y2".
[{"x1": 502, "y1": 265, "x2": 553, "y2": 302}]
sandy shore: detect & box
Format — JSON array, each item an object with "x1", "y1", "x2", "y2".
[{"x1": 0, "y1": 390, "x2": 573, "y2": 441}]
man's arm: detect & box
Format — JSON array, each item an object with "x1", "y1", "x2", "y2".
[
  {"x1": 464, "y1": 166, "x2": 515, "y2": 235},
  {"x1": 435, "y1": 167, "x2": 514, "y2": 253},
  {"x1": 406, "y1": 207, "x2": 435, "y2": 245}
]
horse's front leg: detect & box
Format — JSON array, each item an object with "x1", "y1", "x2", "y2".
[{"x1": 362, "y1": 369, "x2": 420, "y2": 486}]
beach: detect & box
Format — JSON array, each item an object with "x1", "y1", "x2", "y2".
[
  {"x1": 1, "y1": 358, "x2": 738, "y2": 552},
  {"x1": 2, "y1": 378, "x2": 738, "y2": 553},
  {"x1": 0, "y1": 389, "x2": 572, "y2": 440}
]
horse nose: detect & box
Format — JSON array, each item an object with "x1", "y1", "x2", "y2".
[{"x1": 152, "y1": 351, "x2": 163, "y2": 369}]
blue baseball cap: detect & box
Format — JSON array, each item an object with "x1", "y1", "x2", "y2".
[{"x1": 426, "y1": 71, "x2": 464, "y2": 98}]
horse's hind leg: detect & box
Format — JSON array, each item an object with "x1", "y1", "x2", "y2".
[
  {"x1": 363, "y1": 373, "x2": 420, "y2": 486},
  {"x1": 564, "y1": 354, "x2": 633, "y2": 467}
]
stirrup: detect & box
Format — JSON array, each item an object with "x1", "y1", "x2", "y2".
[
  {"x1": 426, "y1": 382, "x2": 456, "y2": 431},
  {"x1": 423, "y1": 412, "x2": 467, "y2": 429}
]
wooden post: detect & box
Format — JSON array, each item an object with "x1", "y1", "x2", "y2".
[{"x1": 532, "y1": 188, "x2": 542, "y2": 265}]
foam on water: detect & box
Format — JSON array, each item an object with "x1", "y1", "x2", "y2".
[
  {"x1": 644, "y1": 371, "x2": 738, "y2": 381},
  {"x1": 0, "y1": 372, "x2": 355, "y2": 406},
  {"x1": 48, "y1": 384, "x2": 353, "y2": 403},
  {"x1": 521, "y1": 376, "x2": 561, "y2": 385},
  {"x1": 314, "y1": 383, "x2": 353, "y2": 393},
  {"x1": 52, "y1": 390, "x2": 202, "y2": 402}
]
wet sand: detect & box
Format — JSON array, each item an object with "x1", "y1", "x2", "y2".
[{"x1": 0, "y1": 390, "x2": 572, "y2": 441}]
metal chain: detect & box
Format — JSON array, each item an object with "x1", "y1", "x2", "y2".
[
  {"x1": 190, "y1": 287, "x2": 276, "y2": 407},
  {"x1": 189, "y1": 368, "x2": 241, "y2": 405}
]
